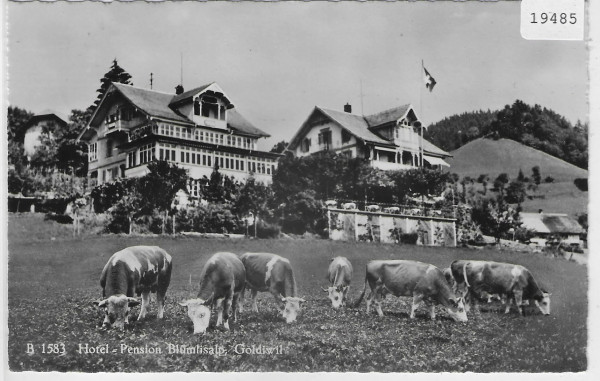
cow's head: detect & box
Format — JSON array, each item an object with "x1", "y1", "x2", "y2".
[
  {"x1": 93, "y1": 295, "x2": 140, "y2": 330},
  {"x1": 322, "y1": 285, "x2": 348, "y2": 309},
  {"x1": 179, "y1": 298, "x2": 211, "y2": 334},
  {"x1": 280, "y1": 296, "x2": 306, "y2": 323},
  {"x1": 535, "y1": 292, "x2": 552, "y2": 315},
  {"x1": 446, "y1": 297, "x2": 468, "y2": 322}
]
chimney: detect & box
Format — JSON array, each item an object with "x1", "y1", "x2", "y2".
[
  {"x1": 538, "y1": 209, "x2": 544, "y2": 214},
  {"x1": 175, "y1": 85, "x2": 184, "y2": 95},
  {"x1": 344, "y1": 103, "x2": 352, "y2": 113}
]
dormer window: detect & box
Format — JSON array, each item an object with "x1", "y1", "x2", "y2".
[{"x1": 193, "y1": 95, "x2": 226, "y2": 121}]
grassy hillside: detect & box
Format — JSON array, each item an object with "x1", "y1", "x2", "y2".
[
  {"x1": 7, "y1": 214, "x2": 587, "y2": 372},
  {"x1": 446, "y1": 138, "x2": 587, "y2": 216}
]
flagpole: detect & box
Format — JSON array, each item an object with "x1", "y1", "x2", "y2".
[{"x1": 420, "y1": 60, "x2": 424, "y2": 168}]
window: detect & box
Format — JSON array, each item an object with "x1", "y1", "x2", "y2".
[
  {"x1": 181, "y1": 151, "x2": 185, "y2": 163},
  {"x1": 342, "y1": 129, "x2": 352, "y2": 144},
  {"x1": 219, "y1": 105, "x2": 226, "y2": 120},
  {"x1": 88, "y1": 143, "x2": 97, "y2": 162},
  {"x1": 301, "y1": 138, "x2": 311, "y2": 153},
  {"x1": 318, "y1": 129, "x2": 332, "y2": 150},
  {"x1": 120, "y1": 107, "x2": 136, "y2": 121},
  {"x1": 127, "y1": 151, "x2": 137, "y2": 168},
  {"x1": 105, "y1": 139, "x2": 113, "y2": 158},
  {"x1": 201, "y1": 96, "x2": 219, "y2": 119},
  {"x1": 139, "y1": 144, "x2": 154, "y2": 164}
]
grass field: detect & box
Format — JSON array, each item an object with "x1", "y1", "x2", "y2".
[{"x1": 7, "y1": 214, "x2": 587, "y2": 372}]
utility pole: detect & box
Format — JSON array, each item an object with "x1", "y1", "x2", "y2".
[{"x1": 150, "y1": 73, "x2": 153, "y2": 89}]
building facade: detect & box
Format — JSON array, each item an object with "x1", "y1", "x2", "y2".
[
  {"x1": 23, "y1": 111, "x2": 68, "y2": 158},
  {"x1": 77, "y1": 82, "x2": 279, "y2": 197},
  {"x1": 287, "y1": 104, "x2": 450, "y2": 170}
]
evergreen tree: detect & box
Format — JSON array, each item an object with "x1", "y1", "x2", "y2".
[{"x1": 88, "y1": 59, "x2": 133, "y2": 113}]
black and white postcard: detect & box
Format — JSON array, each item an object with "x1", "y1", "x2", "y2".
[{"x1": 2, "y1": 0, "x2": 597, "y2": 379}]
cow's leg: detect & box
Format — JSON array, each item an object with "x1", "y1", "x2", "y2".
[
  {"x1": 157, "y1": 290, "x2": 167, "y2": 319},
  {"x1": 374, "y1": 289, "x2": 384, "y2": 317},
  {"x1": 232, "y1": 292, "x2": 241, "y2": 322},
  {"x1": 513, "y1": 289, "x2": 524, "y2": 316},
  {"x1": 504, "y1": 294, "x2": 513, "y2": 314},
  {"x1": 251, "y1": 289, "x2": 259, "y2": 313},
  {"x1": 137, "y1": 291, "x2": 151, "y2": 321},
  {"x1": 366, "y1": 289, "x2": 373, "y2": 315},
  {"x1": 216, "y1": 298, "x2": 224, "y2": 326},
  {"x1": 342, "y1": 287, "x2": 349, "y2": 307},
  {"x1": 472, "y1": 291, "x2": 481, "y2": 314},
  {"x1": 222, "y1": 295, "x2": 233, "y2": 331},
  {"x1": 429, "y1": 304, "x2": 436, "y2": 320},
  {"x1": 411, "y1": 293, "x2": 424, "y2": 319}
]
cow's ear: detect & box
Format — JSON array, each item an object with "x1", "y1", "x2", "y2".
[
  {"x1": 298, "y1": 297, "x2": 307, "y2": 303},
  {"x1": 178, "y1": 300, "x2": 190, "y2": 307},
  {"x1": 279, "y1": 295, "x2": 287, "y2": 302},
  {"x1": 321, "y1": 286, "x2": 329, "y2": 293},
  {"x1": 127, "y1": 297, "x2": 141, "y2": 307},
  {"x1": 93, "y1": 299, "x2": 107, "y2": 307}
]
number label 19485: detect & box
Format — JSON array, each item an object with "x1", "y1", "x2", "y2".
[
  {"x1": 521, "y1": 0, "x2": 584, "y2": 41},
  {"x1": 530, "y1": 12, "x2": 577, "y2": 25}
]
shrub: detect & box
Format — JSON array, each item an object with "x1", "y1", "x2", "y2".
[
  {"x1": 256, "y1": 220, "x2": 281, "y2": 238},
  {"x1": 544, "y1": 176, "x2": 555, "y2": 183},
  {"x1": 400, "y1": 233, "x2": 419, "y2": 245}
]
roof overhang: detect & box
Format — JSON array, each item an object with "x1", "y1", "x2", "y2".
[{"x1": 423, "y1": 155, "x2": 450, "y2": 167}]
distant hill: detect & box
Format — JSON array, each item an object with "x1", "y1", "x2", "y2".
[
  {"x1": 425, "y1": 100, "x2": 587, "y2": 169},
  {"x1": 446, "y1": 137, "x2": 588, "y2": 215}
]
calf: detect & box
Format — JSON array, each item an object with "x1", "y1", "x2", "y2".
[
  {"x1": 94, "y1": 246, "x2": 172, "y2": 330},
  {"x1": 342, "y1": 202, "x2": 357, "y2": 210},
  {"x1": 179, "y1": 252, "x2": 245, "y2": 334},
  {"x1": 240, "y1": 252, "x2": 305, "y2": 323},
  {"x1": 366, "y1": 205, "x2": 381, "y2": 212},
  {"x1": 322, "y1": 257, "x2": 353, "y2": 309},
  {"x1": 450, "y1": 260, "x2": 551, "y2": 315},
  {"x1": 353, "y1": 260, "x2": 467, "y2": 322}
]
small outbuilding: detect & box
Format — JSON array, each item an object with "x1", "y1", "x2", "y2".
[{"x1": 520, "y1": 212, "x2": 585, "y2": 247}]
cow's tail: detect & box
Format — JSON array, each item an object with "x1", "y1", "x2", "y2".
[
  {"x1": 351, "y1": 275, "x2": 369, "y2": 308},
  {"x1": 462, "y1": 262, "x2": 470, "y2": 287}
]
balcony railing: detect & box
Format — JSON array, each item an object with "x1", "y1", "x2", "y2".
[{"x1": 370, "y1": 160, "x2": 416, "y2": 171}]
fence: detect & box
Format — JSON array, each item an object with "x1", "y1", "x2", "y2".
[{"x1": 327, "y1": 208, "x2": 457, "y2": 247}]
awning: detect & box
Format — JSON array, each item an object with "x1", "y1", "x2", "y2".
[
  {"x1": 374, "y1": 146, "x2": 398, "y2": 153},
  {"x1": 423, "y1": 156, "x2": 450, "y2": 167}
]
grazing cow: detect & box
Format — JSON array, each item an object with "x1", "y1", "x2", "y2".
[
  {"x1": 240, "y1": 252, "x2": 305, "y2": 323},
  {"x1": 366, "y1": 205, "x2": 381, "y2": 212},
  {"x1": 342, "y1": 202, "x2": 357, "y2": 210},
  {"x1": 94, "y1": 246, "x2": 172, "y2": 330},
  {"x1": 443, "y1": 267, "x2": 456, "y2": 291},
  {"x1": 383, "y1": 207, "x2": 400, "y2": 214},
  {"x1": 179, "y1": 252, "x2": 245, "y2": 334},
  {"x1": 450, "y1": 260, "x2": 551, "y2": 315},
  {"x1": 321, "y1": 257, "x2": 353, "y2": 309},
  {"x1": 353, "y1": 260, "x2": 467, "y2": 322}
]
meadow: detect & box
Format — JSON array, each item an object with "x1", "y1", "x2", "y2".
[{"x1": 7, "y1": 214, "x2": 587, "y2": 372}]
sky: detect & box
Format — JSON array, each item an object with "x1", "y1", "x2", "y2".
[{"x1": 6, "y1": 1, "x2": 588, "y2": 151}]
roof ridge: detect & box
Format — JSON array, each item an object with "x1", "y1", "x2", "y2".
[
  {"x1": 365, "y1": 103, "x2": 412, "y2": 118},
  {"x1": 112, "y1": 82, "x2": 175, "y2": 96}
]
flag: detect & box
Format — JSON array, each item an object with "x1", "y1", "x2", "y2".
[{"x1": 423, "y1": 66, "x2": 436, "y2": 92}]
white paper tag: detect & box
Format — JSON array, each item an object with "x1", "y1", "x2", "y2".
[{"x1": 521, "y1": 0, "x2": 584, "y2": 40}]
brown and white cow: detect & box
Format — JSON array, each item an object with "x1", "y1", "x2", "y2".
[
  {"x1": 94, "y1": 246, "x2": 172, "y2": 330},
  {"x1": 322, "y1": 256, "x2": 353, "y2": 309},
  {"x1": 179, "y1": 252, "x2": 245, "y2": 334},
  {"x1": 240, "y1": 252, "x2": 305, "y2": 323},
  {"x1": 450, "y1": 260, "x2": 551, "y2": 315},
  {"x1": 353, "y1": 260, "x2": 467, "y2": 322}
]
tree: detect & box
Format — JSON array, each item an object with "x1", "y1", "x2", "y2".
[
  {"x1": 138, "y1": 160, "x2": 188, "y2": 233},
  {"x1": 88, "y1": 59, "x2": 133, "y2": 113},
  {"x1": 205, "y1": 163, "x2": 225, "y2": 203},
  {"x1": 531, "y1": 166, "x2": 541, "y2": 186},
  {"x1": 234, "y1": 176, "x2": 272, "y2": 231},
  {"x1": 493, "y1": 173, "x2": 509, "y2": 194},
  {"x1": 505, "y1": 180, "x2": 527, "y2": 204},
  {"x1": 270, "y1": 141, "x2": 288, "y2": 154},
  {"x1": 7, "y1": 106, "x2": 34, "y2": 143}
]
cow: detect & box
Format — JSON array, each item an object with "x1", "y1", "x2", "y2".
[
  {"x1": 94, "y1": 246, "x2": 172, "y2": 330},
  {"x1": 353, "y1": 260, "x2": 467, "y2": 322},
  {"x1": 240, "y1": 252, "x2": 305, "y2": 323},
  {"x1": 342, "y1": 202, "x2": 357, "y2": 210},
  {"x1": 179, "y1": 252, "x2": 245, "y2": 334},
  {"x1": 366, "y1": 205, "x2": 381, "y2": 212},
  {"x1": 450, "y1": 260, "x2": 551, "y2": 316},
  {"x1": 321, "y1": 257, "x2": 353, "y2": 309},
  {"x1": 443, "y1": 267, "x2": 456, "y2": 291},
  {"x1": 383, "y1": 206, "x2": 400, "y2": 214}
]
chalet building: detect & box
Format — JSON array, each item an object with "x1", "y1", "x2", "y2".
[
  {"x1": 22, "y1": 110, "x2": 69, "y2": 158},
  {"x1": 520, "y1": 212, "x2": 586, "y2": 247},
  {"x1": 77, "y1": 82, "x2": 279, "y2": 197},
  {"x1": 287, "y1": 103, "x2": 450, "y2": 170}
]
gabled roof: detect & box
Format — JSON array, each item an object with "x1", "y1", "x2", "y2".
[
  {"x1": 318, "y1": 107, "x2": 391, "y2": 145},
  {"x1": 289, "y1": 105, "x2": 450, "y2": 156},
  {"x1": 25, "y1": 111, "x2": 69, "y2": 130},
  {"x1": 112, "y1": 83, "x2": 189, "y2": 123},
  {"x1": 521, "y1": 213, "x2": 585, "y2": 234},
  {"x1": 80, "y1": 82, "x2": 268, "y2": 140},
  {"x1": 364, "y1": 104, "x2": 412, "y2": 127}
]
